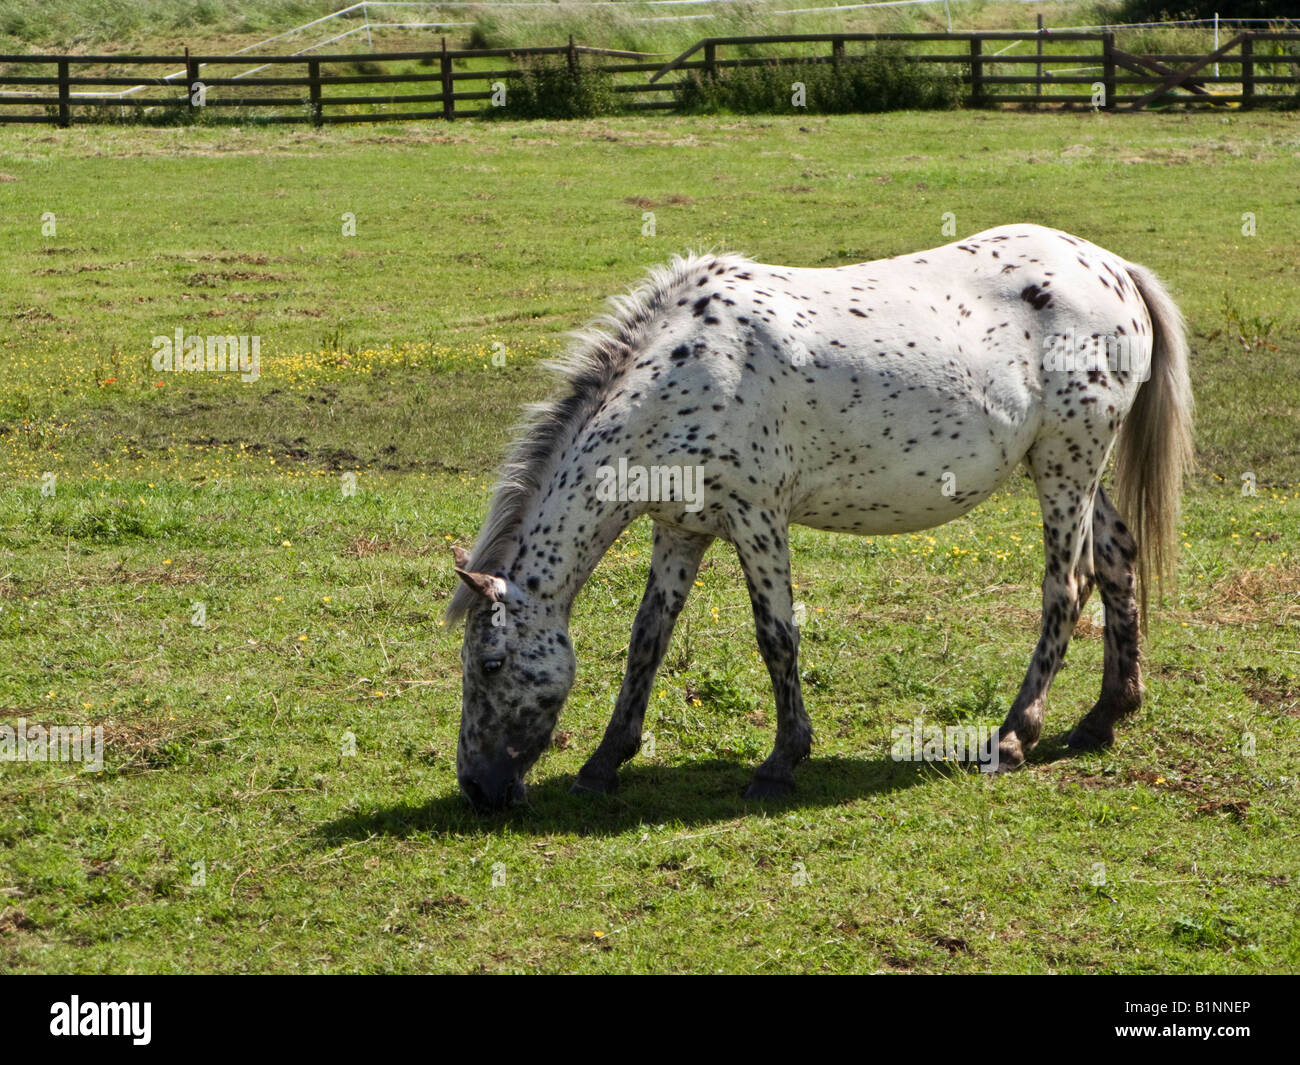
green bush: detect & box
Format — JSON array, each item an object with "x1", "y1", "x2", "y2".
[
  {"x1": 1108, "y1": 0, "x2": 1297, "y2": 18},
  {"x1": 675, "y1": 46, "x2": 964, "y2": 115},
  {"x1": 466, "y1": 14, "x2": 502, "y2": 51},
  {"x1": 490, "y1": 54, "x2": 622, "y2": 119}
]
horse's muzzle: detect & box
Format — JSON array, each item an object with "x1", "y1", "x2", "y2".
[{"x1": 459, "y1": 767, "x2": 525, "y2": 813}]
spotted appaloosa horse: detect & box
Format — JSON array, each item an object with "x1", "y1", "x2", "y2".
[{"x1": 446, "y1": 224, "x2": 1194, "y2": 812}]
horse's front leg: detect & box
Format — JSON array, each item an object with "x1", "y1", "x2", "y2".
[
  {"x1": 732, "y1": 508, "x2": 812, "y2": 799},
  {"x1": 571, "y1": 524, "x2": 713, "y2": 795}
]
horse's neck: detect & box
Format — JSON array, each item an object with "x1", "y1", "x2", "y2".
[{"x1": 506, "y1": 424, "x2": 637, "y2": 618}]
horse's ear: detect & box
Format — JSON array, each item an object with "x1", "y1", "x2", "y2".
[{"x1": 451, "y1": 547, "x2": 507, "y2": 603}]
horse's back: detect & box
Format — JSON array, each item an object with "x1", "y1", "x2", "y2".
[{"x1": 634, "y1": 226, "x2": 1149, "y2": 536}]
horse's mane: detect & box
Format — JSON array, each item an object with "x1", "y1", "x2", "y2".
[{"x1": 445, "y1": 250, "x2": 752, "y2": 624}]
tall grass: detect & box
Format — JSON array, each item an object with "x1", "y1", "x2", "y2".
[
  {"x1": 457, "y1": 2, "x2": 1098, "y2": 57},
  {"x1": 0, "y1": 1, "x2": 1110, "y2": 54},
  {"x1": 0, "y1": 0, "x2": 339, "y2": 47}
]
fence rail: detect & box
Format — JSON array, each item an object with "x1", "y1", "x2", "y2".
[{"x1": 1, "y1": 30, "x2": 1297, "y2": 125}]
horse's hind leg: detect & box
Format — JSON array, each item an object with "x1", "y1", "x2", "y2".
[
  {"x1": 731, "y1": 508, "x2": 812, "y2": 799},
  {"x1": 572, "y1": 524, "x2": 713, "y2": 795},
  {"x1": 995, "y1": 438, "x2": 1100, "y2": 770},
  {"x1": 1068, "y1": 486, "x2": 1143, "y2": 750}
]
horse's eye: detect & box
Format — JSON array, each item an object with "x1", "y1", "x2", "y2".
[{"x1": 481, "y1": 658, "x2": 504, "y2": 675}]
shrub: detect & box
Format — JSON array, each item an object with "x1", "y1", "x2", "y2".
[
  {"x1": 675, "y1": 46, "x2": 964, "y2": 115},
  {"x1": 490, "y1": 53, "x2": 622, "y2": 119},
  {"x1": 466, "y1": 15, "x2": 501, "y2": 52}
]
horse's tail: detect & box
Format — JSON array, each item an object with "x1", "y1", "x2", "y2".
[{"x1": 1115, "y1": 263, "x2": 1195, "y2": 628}]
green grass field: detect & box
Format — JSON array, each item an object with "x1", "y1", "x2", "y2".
[{"x1": 1, "y1": 109, "x2": 1298, "y2": 973}]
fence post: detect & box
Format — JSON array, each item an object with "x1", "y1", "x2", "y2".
[
  {"x1": 185, "y1": 46, "x2": 199, "y2": 109},
  {"x1": 704, "y1": 41, "x2": 717, "y2": 79},
  {"x1": 1036, "y1": 14, "x2": 1043, "y2": 100},
  {"x1": 308, "y1": 59, "x2": 322, "y2": 126},
  {"x1": 57, "y1": 58, "x2": 71, "y2": 127},
  {"x1": 441, "y1": 36, "x2": 454, "y2": 121},
  {"x1": 832, "y1": 37, "x2": 844, "y2": 70},
  {"x1": 969, "y1": 37, "x2": 984, "y2": 106},
  {"x1": 1103, "y1": 33, "x2": 1116, "y2": 111},
  {"x1": 1241, "y1": 35, "x2": 1255, "y2": 110},
  {"x1": 567, "y1": 34, "x2": 577, "y2": 76}
]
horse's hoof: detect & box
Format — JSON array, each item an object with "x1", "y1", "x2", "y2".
[
  {"x1": 743, "y1": 776, "x2": 795, "y2": 800},
  {"x1": 570, "y1": 772, "x2": 618, "y2": 796},
  {"x1": 991, "y1": 742, "x2": 1025, "y2": 774},
  {"x1": 1066, "y1": 724, "x2": 1114, "y2": 751}
]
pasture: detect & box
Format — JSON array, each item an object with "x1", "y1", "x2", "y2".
[{"x1": 1, "y1": 109, "x2": 1298, "y2": 973}]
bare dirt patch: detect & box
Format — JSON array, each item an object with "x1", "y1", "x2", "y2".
[
  {"x1": 1234, "y1": 665, "x2": 1299, "y2": 715},
  {"x1": 185, "y1": 271, "x2": 293, "y2": 287}
]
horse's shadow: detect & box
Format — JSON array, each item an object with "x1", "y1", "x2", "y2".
[{"x1": 313, "y1": 748, "x2": 1050, "y2": 844}]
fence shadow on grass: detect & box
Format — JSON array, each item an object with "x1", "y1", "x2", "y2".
[{"x1": 313, "y1": 750, "x2": 1022, "y2": 843}]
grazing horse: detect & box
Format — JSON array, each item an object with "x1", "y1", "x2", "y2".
[{"x1": 447, "y1": 224, "x2": 1194, "y2": 812}]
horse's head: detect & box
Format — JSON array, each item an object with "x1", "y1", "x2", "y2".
[{"x1": 450, "y1": 547, "x2": 575, "y2": 812}]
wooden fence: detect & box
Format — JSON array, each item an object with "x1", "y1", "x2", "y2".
[{"x1": 1, "y1": 30, "x2": 1297, "y2": 126}]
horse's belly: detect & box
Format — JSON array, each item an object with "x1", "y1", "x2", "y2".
[
  {"x1": 792, "y1": 474, "x2": 1003, "y2": 535},
  {"x1": 789, "y1": 392, "x2": 1035, "y2": 535}
]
